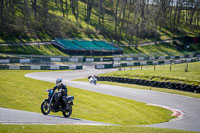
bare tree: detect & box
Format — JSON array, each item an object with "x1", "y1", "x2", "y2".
[
  {"x1": 70, "y1": 0, "x2": 79, "y2": 20},
  {"x1": 115, "y1": 0, "x2": 120, "y2": 33},
  {"x1": 98, "y1": 0, "x2": 104, "y2": 32},
  {"x1": 0, "y1": 0, "x2": 4, "y2": 36}
]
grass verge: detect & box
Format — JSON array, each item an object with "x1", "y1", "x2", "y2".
[
  {"x1": 0, "y1": 125, "x2": 196, "y2": 133},
  {"x1": 0, "y1": 70, "x2": 174, "y2": 125},
  {"x1": 100, "y1": 62, "x2": 200, "y2": 85},
  {"x1": 74, "y1": 62, "x2": 200, "y2": 99},
  {"x1": 0, "y1": 44, "x2": 68, "y2": 56},
  {"x1": 74, "y1": 78, "x2": 200, "y2": 99}
]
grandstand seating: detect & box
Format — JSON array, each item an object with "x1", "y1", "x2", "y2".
[
  {"x1": 73, "y1": 40, "x2": 102, "y2": 50},
  {"x1": 93, "y1": 41, "x2": 120, "y2": 51},
  {"x1": 55, "y1": 38, "x2": 123, "y2": 55},
  {"x1": 56, "y1": 39, "x2": 82, "y2": 50}
]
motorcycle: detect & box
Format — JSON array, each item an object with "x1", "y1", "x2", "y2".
[
  {"x1": 89, "y1": 76, "x2": 97, "y2": 85},
  {"x1": 41, "y1": 89, "x2": 74, "y2": 118}
]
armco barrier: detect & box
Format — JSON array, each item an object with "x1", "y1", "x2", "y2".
[
  {"x1": 20, "y1": 66, "x2": 31, "y2": 70},
  {"x1": 0, "y1": 65, "x2": 82, "y2": 70},
  {"x1": 1, "y1": 53, "x2": 200, "y2": 64},
  {"x1": 10, "y1": 59, "x2": 20, "y2": 63},
  {"x1": 95, "y1": 76, "x2": 200, "y2": 93},
  {"x1": 95, "y1": 57, "x2": 200, "y2": 69},
  {"x1": 0, "y1": 65, "x2": 9, "y2": 69}
]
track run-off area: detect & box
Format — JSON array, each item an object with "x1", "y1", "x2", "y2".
[{"x1": 1, "y1": 66, "x2": 200, "y2": 132}]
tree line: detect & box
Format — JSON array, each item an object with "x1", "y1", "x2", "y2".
[{"x1": 0, "y1": 0, "x2": 199, "y2": 44}]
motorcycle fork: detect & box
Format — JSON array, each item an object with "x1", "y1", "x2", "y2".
[{"x1": 48, "y1": 94, "x2": 55, "y2": 111}]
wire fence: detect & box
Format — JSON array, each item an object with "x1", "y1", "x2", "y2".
[{"x1": 122, "y1": 62, "x2": 200, "y2": 72}]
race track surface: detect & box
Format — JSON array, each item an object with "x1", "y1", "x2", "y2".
[
  {"x1": 0, "y1": 107, "x2": 112, "y2": 125},
  {"x1": 1, "y1": 66, "x2": 200, "y2": 132}
]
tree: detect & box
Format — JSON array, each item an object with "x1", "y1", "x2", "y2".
[
  {"x1": 60, "y1": 0, "x2": 65, "y2": 17},
  {"x1": 119, "y1": 0, "x2": 127, "y2": 35},
  {"x1": 0, "y1": 0, "x2": 4, "y2": 36},
  {"x1": 70, "y1": 0, "x2": 79, "y2": 20},
  {"x1": 85, "y1": 0, "x2": 94, "y2": 23},
  {"x1": 98, "y1": 0, "x2": 104, "y2": 32},
  {"x1": 115, "y1": 0, "x2": 120, "y2": 33},
  {"x1": 31, "y1": 0, "x2": 37, "y2": 17}
]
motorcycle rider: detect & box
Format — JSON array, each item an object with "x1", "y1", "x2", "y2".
[
  {"x1": 89, "y1": 75, "x2": 97, "y2": 85},
  {"x1": 53, "y1": 78, "x2": 68, "y2": 109}
]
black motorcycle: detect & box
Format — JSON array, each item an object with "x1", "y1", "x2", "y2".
[{"x1": 41, "y1": 89, "x2": 74, "y2": 118}]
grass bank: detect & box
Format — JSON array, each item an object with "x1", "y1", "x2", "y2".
[
  {"x1": 100, "y1": 62, "x2": 200, "y2": 85},
  {"x1": 75, "y1": 78, "x2": 200, "y2": 99},
  {"x1": 0, "y1": 125, "x2": 196, "y2": 133},
  {"x1": 74, "y1": 62, "x2": 200, "y2": 99},
  {"x1": 0, "y1": 70, "x2": 174, "y2": 125},
  {"x1": 0, "y1": 44, "x2": 68, "y2": 56},
  {"x1": 122, "y1": 43, "x2": 181, "y2": 55}
]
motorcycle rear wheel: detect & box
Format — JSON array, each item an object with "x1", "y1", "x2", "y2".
[
  {"x1": 62, "y1": 105, "x2": 72, "y2": 118},
  {"x1": 41, "y1": 100, "x2": 51, "y2": 115}
]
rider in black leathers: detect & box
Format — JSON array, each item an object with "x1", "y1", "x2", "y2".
[{"x1": 53, "y1": 78, "x2": 68, "y2": 109}]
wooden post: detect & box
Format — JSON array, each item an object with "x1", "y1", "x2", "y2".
[
  {"x1": 170, "y1": 63, "x2": 172, "y2": 71},
  {"x1": 185, "y1": 63, "x2": 188, "y2": 72}
]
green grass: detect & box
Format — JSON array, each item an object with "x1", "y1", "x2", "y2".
[
  {"x1": 122, "y1": 42, "x2": 187, "y2": 55},
  {"x1": 1, "y1": 0, "x2": 199, "y2": 56},
  {"x1": 0, "y1": 70, "x2": 174, "y2": 125},
  {"x1": 100, "y1": 62, "x2": 200, "y2": 85},
  {"x1": 74, "y1": 78, "x2": 200, "y2": 99},
  {"x1": 0, "y1": 41, "x2": 199, "y2": 57},
  {"x1": 0, "y1": 125, "x2": 196, "y2": 133},
  {"x1": 0, "y1": 44, "x2": 68, "y2": 56},
  {"x1": 0, "y1": 32, "x2": 52, "y2": 44},
  {"x1": 74, "y1": 62, "x2": 200, "y2": 99}
]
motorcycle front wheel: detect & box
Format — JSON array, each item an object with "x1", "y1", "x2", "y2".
[
  {"x1": 62, "y1": 105, "x2": 72, "y2": 118},
  {"x1": 41, "y1": 100, "x2": 51, "y2": 115}
]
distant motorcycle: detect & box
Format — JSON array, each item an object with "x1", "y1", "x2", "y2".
[
  {"x1": 89, "y1": 76, "x2": 97, "y2": 85},
  {"x1": 41, "y1": 89, "x2": 74, "y2": 118}
]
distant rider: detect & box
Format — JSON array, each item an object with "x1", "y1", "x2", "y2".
[
  {"x1": 53, "y1": 78, "x2": 68, "y2": 108},
  {"x1": 89, "y1": 75, "x2": 97, "y2": 85}
]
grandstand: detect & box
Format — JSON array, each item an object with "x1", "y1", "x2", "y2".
[
  {"x1": 54, "y1": 39, "x2": 123, "y2": 56},
  {"x1": 93, "y1": 41, "x2": 121, "y2": 51},
  {"x1": 73, "y1": 40, "x2": 102, "y2": 50},
  {"x1": 56, "y1": 39, "x2": 82, "y2": 50}
]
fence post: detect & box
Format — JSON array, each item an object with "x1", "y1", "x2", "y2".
[
  {"x1": 154, "y1": 65, "x2": 156, "y2": 71},
  {"x1": 185, "y1": 63, "x2": 188, "y2": 72},
  {"x1": 141, "y1": 65, "x2": 143, "y2": 70},
  {"x1": 119, "y1": 64, "x2": 122, "y2": 71},
  {"x1": 170, "y1": 63, "x2": 172, "y2": 71}
]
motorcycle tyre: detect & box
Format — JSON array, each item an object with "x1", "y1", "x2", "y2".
[
  {"x1": 41, "y1": 99, "x2": 51, "y2": 115},
  {"x1": 62, "y1": 105, "x2": 72, "y2": 118}
]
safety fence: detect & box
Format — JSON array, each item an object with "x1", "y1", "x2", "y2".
[
  {"x1": 95, "y1": 57, "x2": 200, "y2": 69},
  {"x1": 0, "y1": 53, "x2": 200, "y2": 64},
  {"x1": 0, "y1": 65, "x2": 82, "y2": 70},
  {"x1": 0, "y1": 56, "x2": 82, "y2": 64}
]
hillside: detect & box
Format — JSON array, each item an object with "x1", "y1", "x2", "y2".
[
  {"x1": 0, "y1": 0, "x2": 200, "y2": 55},
  {"x1": 0, "y1": 42, "x2": 199, "y2": 56},
  {"x1": 0, "y1": 44, "x2": 68, "y2": 56}
]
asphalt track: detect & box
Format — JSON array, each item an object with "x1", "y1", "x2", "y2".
[
  {"x1": 0, "y1": 107, "x2": 113, "y2": 125},
  {"x1": 1, "y1": 66, "x2": 200, "y2": 132}
]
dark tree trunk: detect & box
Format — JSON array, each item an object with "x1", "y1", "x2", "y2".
[
  {"x1": 65, "y1": 0, "x2": 69, "y2": 15},
  {"x1": 86, "y1": 0, "x2": 94, "y2": 23},
  {"x1": 115, "y1": 0, "x2": 120, "y2": 33},
  {"x1": 0, "y1": 0, "x2": 4, "y2": 36},
  {"x1": 60, "y1": 0, "x2": 65, "y2": 17},
  {"x1": 120, "y1": 0, "x2": 127, "y2": 35},
  {"x1": 70, "y1": 0, "x2": 79, "y2": 20},
  {"x1": 32, "y1": 0, "x2": 37, "y2": 17}
]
